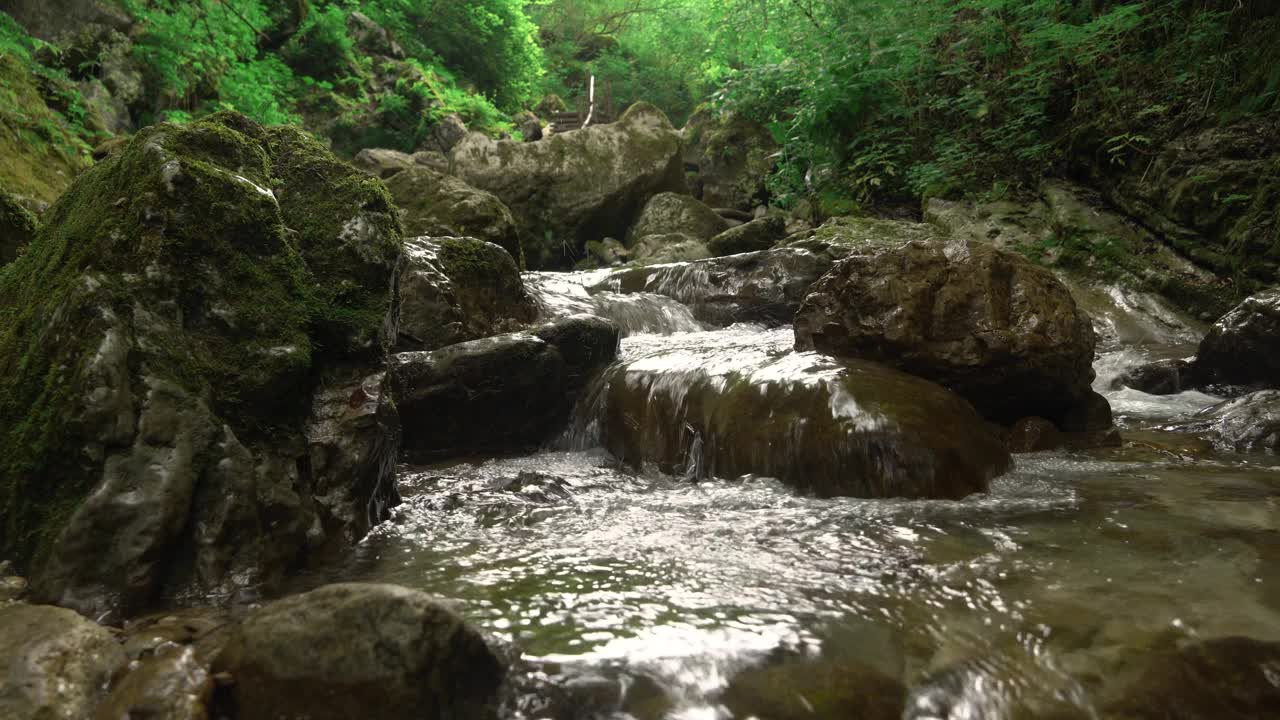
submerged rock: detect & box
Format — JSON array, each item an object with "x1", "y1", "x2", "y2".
[
  {"x1": 449, "y1": 102, "x2": 686, "y2": 269},
  {"x1": 385, "y1": 168, "x2": 523, "y2": 261},
  {"x1": 1170, "y1": 391, "x2": 1280, "y2": 453},
  {"x1": 1102, "y1": 636, "x2": 1280, "y2": 720},
  {"x1": 627, "y1": 192, "x2": 729, "y2": 244},
  {"x1": 581, "y1": 328, "x2": 1010, "y2": 499},
  {"x1": 393, "y1": 316, "x2": 619, "y2": 462},
  {"x1": 707, "y1": 216, "x2": 786, "y2": 257},
  {"x1": 0, "y1": 603, "x2": 127, "y2": 720},
  {"x1": 594, "y1": 246, "x2": 841, "y2": 327},
  {"x1": 723, "y1": 656, "x2": 905, "y2": 720},
  {"x1": 1114, "y1": 358, "x2": 1199, "y2": 395},
  {"x1": 0, "y1": 113, "x2": 402, "y2": 617},
  {"x1": 215, "y1": 583, "x2": 505, "y2": 720},
  {"x1": 794, "y1": 237, "x2": 1105, "y2": 429},
  {"x1": 1193, "y1": 288, "x2": 1280, "y2": 390},
  {"x1": 397, "y1": 237, "x2": 538, "y2": 352}
]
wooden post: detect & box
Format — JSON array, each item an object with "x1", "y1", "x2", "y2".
[{"x1": 583, "y1": 75, "x2": 596, "y2": 129}]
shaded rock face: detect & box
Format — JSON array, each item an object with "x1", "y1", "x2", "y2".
[
  {"x1": 1193, "y1": 288, "x2": 1280, "y2": 389},
  {"x1": 1172, "y1": 391, "x2": 1280, "y2": 453},
  {"x1": 683, "y1": 107, "x2": 778, "y2": 211},
  {"x1": 215, "y1": 583, "x2": 505, "y2": 720},
  {"x1": 393, "y1": 316, "x2": 619, "y2": 462},
  {"x1": 397, "y1": 237, "x2": 538, "y2": 352},
  {"x1": 627, "y1": 192, "x2": 729, "y2": 244},
  {"x1": 428, "y1": 113, "x2": 469, "y2": 155},
  {"x1": 384, "y1": 167, "x2": 523, "y2": 262},
  {"x1": 0, "y1": 113, "x2": 403, "y2": 618},
  {"x1": 594, "y1": 247, "x2": 841, "y2": 327},
  {"x1": 1, "y1": 190, "x2": 39, "y2": 264},
  {"x1": 794, "y1": 236, "x2": 1103, "y2": 429},
  {"x1": 579, "y1": 328, "x2": 1010, "y2": 499},
  {"x1": 1102, "y1": 636, "x2": 1280, "y2": 720},
  {"x1": 352, "y1": 147, "x2": 414, "y2": 179},
  {"x1": 514, "y1": 111, "x2": 543, "y2": 142},
  {"x1": 1007, "y1": 416, "x2": 1064, "y2": 453},
  {"x1": 707, "y1": 216, "x2": 786, "y2": 257},
  {"x1": 0, "y1": 603, "x2": 127, "y2": 720},
  {"x1": 1096, "y1": 118, "x2": 1280, "y2": 294},
  {"x1": 450, "y1": 102, "x2": 687, "y2": 269},
  {"x1": 1114, "y1": 358, "x2": 1198, "y2": 395}
]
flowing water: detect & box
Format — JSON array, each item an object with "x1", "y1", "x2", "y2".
[{"x1": 299, "y1": 271, "x2": 1280, "y2": 718}]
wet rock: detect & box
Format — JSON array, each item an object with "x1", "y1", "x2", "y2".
[
  {"x1": 0, "y1": 603, "x2": 127, "y2": 719},
  {"x1": 1114, "y1": 358, "x2": 1198, "y2": 395},
  {"x1": 397, "y1": 236, "x2": 538, "y2": 352},
  {"x1": 1007, "y1": 417, "x2": 1064, "y2": 453},
  {"x1": 0, "y1": 574, "x2": 27, "y2": 602},
  {"x1": 794, "y1": 236, "x2": 1104, "y2": 429},
  {"x1": 723, "y1": 656, "x2": 906, "y2": 720},
  {"x1": 783, "y1": 215, "x2": 940, "y2": 255},
  {"x1": 393, "y1": 317, "x2": 619, "y2": 461},
  {"x1": 627, "y1": 192, "x2": 730, "y2": 244},
  {"x1": 1102, "y1": 636, "x2": 1280, "y2": 720},
  {"x1": 683, "y1": 107, "x2": 778, "y2": 211},
  {"x1": 352, "y1": 147, "x2": 414, "y2": 178},
  {"x1": 385, "y1": 168, "x2": 523, "y2": 261},
  {"x1": 1171, "y1": 391, "x2": 1280, "y2": 453},
  {"x1": 3, "y1": 113, "x2": 402, "y2": 618},
  {"x1": 580, "y1": 237, "x2": 630, "y2": 267},
  {"x1": 0, "y1": 189, "x2": 38, "y2": 264},
  {"x1": 95, "y1": 644, "x2": 213, "y2": 720},
  {"x1": 629, "y1": 233, "x2": 711, "y2": 265},
  {"x1": 595, "y1": 246, "x2": 841, "y2": 327},
  {"x1": 514, "y1": 111, "x2": 543, "y2": 142},
  {"x1": 1193, "y1": 288, "x2": 1280, "y2": 390},
  {"x1": 450, "y1": 102, "x2": 686, "y2": 269},
  {"x1": 584, "y1": 329, "x2": 1010, "y2": 498},
  {"x1": 215, "y1": 583, "x2": 504, "y2": 720},
  {"x1": 707, "y1": 216, "x2": 786, "y2": 256}
]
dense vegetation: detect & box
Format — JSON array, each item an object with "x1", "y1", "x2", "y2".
[{"x1": 1, "y1": 0, "x2": 1277, "y2": 210}]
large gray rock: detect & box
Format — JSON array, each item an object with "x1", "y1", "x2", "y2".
[
  {"x1": 397, "y1": 237, "x2": 538, "y2": 352},
  {"x1": 215, "y1": 583, "x2": 505, "y2": 720},
  {"x1": 352, "y1": 147, "x2": 415, "y2": 179},
  {"x1": 707, "y1": 216, "x2": 786, "y2": 257},
  {"x1": 683, "y1": 107, "x2": 778, "y2": 211},
  {"x1": 2, "y1": 113, "x2": 403, "y2": 619},
  {"x1": 594, "y1": 246, "x2": 842, "y2": 327},
  {"x1": 3, "y1": 0, "x2": 132, "y2": 42},
  {"x1": 449, "y1": 103, "x2": 687, "y2": 269},
  {"x1": 0, "y1": 603, "x2": 127, "y2": 720},
  {"x1": 385, "y1": 168, "x2": 523, "y2": 262},
  {"x1": 392, "y1": 316, "x2": 618, "y2": 462},
  {"x1": 794, "y1": 234, "x2": 1105, "y2": 429},
  {"x1": 627, "y1": 192, "x2": 729, "y2": 244},
  {"x1": 1170, "y1": 390, "x2": 1280, "y2": 453},
  {"x1": 1193, "y1": 288, "x2": 1280, "y2": 389},
  {"x1": 628, "y1": 233, "x2": 711, "y2": 265}
]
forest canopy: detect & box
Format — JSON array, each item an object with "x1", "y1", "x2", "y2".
[{"x1": 1, "y1": 0, "x2": 1277, "y2": 209}]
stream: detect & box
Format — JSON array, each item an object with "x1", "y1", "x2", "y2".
[{"x1": 292, "y1": 270, "x2": 1280, "y2": 719}]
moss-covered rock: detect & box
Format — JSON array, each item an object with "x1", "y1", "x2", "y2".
[
  {"x1": 0, "y1": 189, "x2": 39, "y2": 264},
  {"x1": 629, "y1": 232, "x2": 711, "y2": 265},
  {"x1": 626, "y1": 192, "x2": 729, "y2": 244},
  {"x1": 449, "y1": 102, "x2": 687, "y2": 269},
  {"x1": 384, "y1": 167, "x2": 523, "y2": 262},
  {"x1": 0, "y1": 112, "x2": 402, "y2": 618},
  {"x1": 683, "y1": 106, "x2": 779, "y2": 211},
  {"x1": 707, "y1": 216, "x2": 786, "y2": 256},
  {"x1": 397, "y1": 236, "x2": 537, "y2": 352}
]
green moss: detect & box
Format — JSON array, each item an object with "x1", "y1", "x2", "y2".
[{"x1": 0, "y1": 188, "x2": 37, "y2": 263}]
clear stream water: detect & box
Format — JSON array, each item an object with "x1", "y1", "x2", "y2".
[{"x1": 298, "y1": 273, "x2": 1280, "y2": 719}]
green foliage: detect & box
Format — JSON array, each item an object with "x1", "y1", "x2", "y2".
[{"x1": 282, "y1": 5, "x2": 359, "y2": 81}]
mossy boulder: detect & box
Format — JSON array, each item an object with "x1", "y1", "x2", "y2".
[
  {"x1": 707, "y1": 216, "x2": 786, "y2": 256},
  {"x1": 384, "y1": 167, "x2": 523, "y2": 262},
  {"x1": 397, "y1": 236, "x2": 538, "y2": 352},
  {"x1": 626, "y1": 192, "x2": 729, "y2": 244},
  {"x1": 0, "y1": 112, "x2": 403, "y2": 618},
  {"x1": 629, "y1": 232, "x2": 711, "y2": 265},
  {"x1": 449, "y1": 102, "x2": 687, "y2": 269},
  {"x1": 1, "y1": 189, "x2": 39, "y2": 264},
  {"x1": 794, "y1": 234, "x2": 1106, "y2": 430},
  {"x1": 683, "y1": 106, "x2": 779, "y2": 211}
]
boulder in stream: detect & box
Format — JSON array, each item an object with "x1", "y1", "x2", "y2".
[
  {"x1": 707, "y1": 216, "x2": 787, "y2": 257},
  {"x1": 794, "y1": 237, "x2": 1107, "y2": 430},
  {"x1": 397, "y1": 236, "x2": 538, "y2": 352},
  {"x1": 627, "y1": 192, "x2": 729, "y2": 243},
  {"x1": 215, "y1": 583, "x2": 505, "y2": 720},
  {"x1": 393, "y1": 315, "x2": 619, "y2": 462},
  {"x1": 1114, "y1": 358, "x2": 1199, "y2": 395},
  {"x1": 1193, "y1": 288, "x2": 1280, "y2": 390},
  {"x1": 584, "y1": 328, "x2": 1010, "y2": 499},
  {"x1": 0, "y1": 112, "x2": 403, "y2": 618},
  {"x1": 0, "y1": 603, "x2": 127, "y2": 720},
  {"x1": 449, "y1": 102, "x2": 686, "y2": 269},
  {"x1": 1169, "y1": 390, "x2": 1280, "y2": 453},
  {"x1": 385, "y1": 167, "x2": 523, "y2": 262}
]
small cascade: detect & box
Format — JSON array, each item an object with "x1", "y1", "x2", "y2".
[
  {"x1": 566, "y1": 326, "x2": 1010, "y2": 499},
  {"x1": 524, "y1": 270, "x2": 704, "y2": 335}
]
